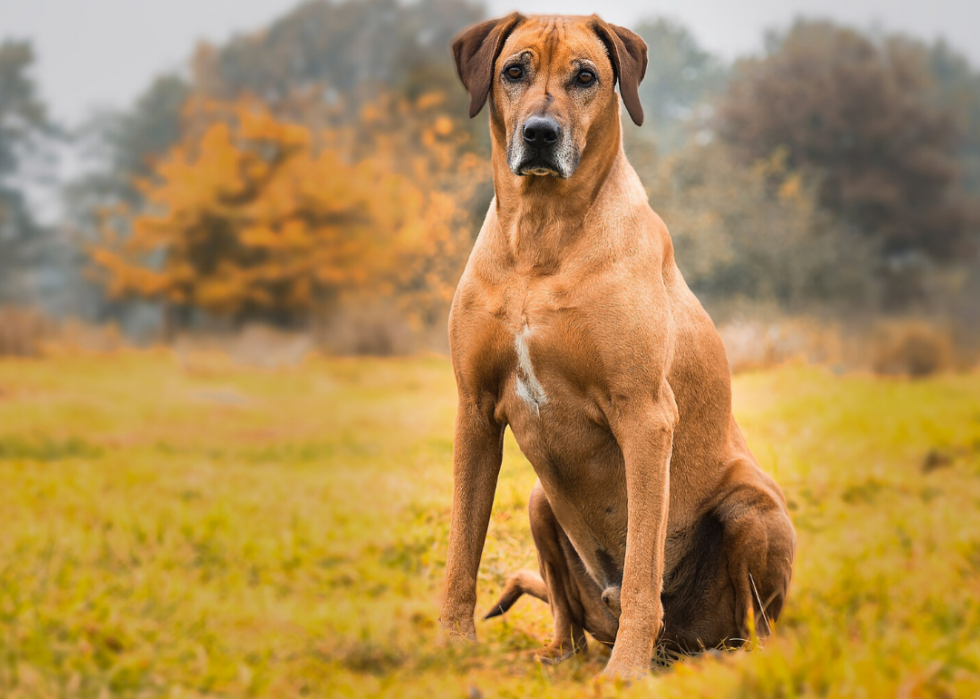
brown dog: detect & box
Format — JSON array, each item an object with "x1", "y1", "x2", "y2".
[{"x1": 440, "y1": 13, "x2": 795, "y2": 679}]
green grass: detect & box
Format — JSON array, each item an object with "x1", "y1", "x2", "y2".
[{"x1": 1, "y1": 351, "x2": 979, "y2": 697}]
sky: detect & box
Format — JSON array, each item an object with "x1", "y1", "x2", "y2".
[{"x1": 1, "y1": 0, "x2": 978, "y2": 127}]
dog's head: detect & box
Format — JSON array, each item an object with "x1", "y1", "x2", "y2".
[{"x1": 453, "y1": 14, "x2": 647, "y2": 180}]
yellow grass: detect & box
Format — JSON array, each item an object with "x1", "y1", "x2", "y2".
[{"x1": 1, "y1": 351, "x2": 979, "y2": 698}]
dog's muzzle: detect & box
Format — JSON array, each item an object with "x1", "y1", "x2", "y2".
[{"x1": 509, "y1": 115, "x2": 579, "y2": 179}]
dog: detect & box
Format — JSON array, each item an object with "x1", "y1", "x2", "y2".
[{"x1": 439, "y1": 13, "x2": 795, "y2": 679}]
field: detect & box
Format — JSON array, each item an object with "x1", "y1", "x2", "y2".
[{"x1": 1, "y1": 351, "x2": 979, "y2": 698}]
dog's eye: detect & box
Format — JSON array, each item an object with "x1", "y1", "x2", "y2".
[
  {"x1": 576, "y1": 70, "x2": 596, "y2": 86},
  {"x1": 504, "y1": 65, "x2": 524, "y2": 81}
]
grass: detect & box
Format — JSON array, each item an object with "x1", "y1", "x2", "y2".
[{"x1": 0, "y1": 350, "x2": 979, "y2": 698}]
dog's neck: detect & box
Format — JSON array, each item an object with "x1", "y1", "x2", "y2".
[{"x1": 488, "y1": 106, "x2": 626, "y2": 270}]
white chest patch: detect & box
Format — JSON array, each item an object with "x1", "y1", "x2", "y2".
[{"x1": 514, "y1": 324, "x2": 548, "y2": 415}]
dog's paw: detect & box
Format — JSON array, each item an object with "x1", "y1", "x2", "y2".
[
  {"x1": 600, "y1": 642, "x2": 651, "y2": 683},
  {"x1": 598, "y1": 659, "x2": 648, "y2": 683},
  {"x1": 533, "y1": 639, "x2": 586, "y2": 666},
  {"x1": 438, "y1": 617, "x2": 477, "y2": 644}
]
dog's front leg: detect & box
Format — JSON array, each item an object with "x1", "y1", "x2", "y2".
[
  {"x1": 602, "y1": 388, "x2": 678, "y2": 680},
  {"x1": 439, "y1": 398, "x2": 505, "y2": 642}
]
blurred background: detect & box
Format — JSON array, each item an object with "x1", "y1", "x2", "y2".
[
  {"x1": 3, "y1": 3, "x2": 980, "y2": 698},
  {"x1": 2, "y1": 0, "x2": 979, "y2": 372}
]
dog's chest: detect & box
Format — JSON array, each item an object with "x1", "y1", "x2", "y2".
[
  {"x1": 492, "y1": 283, "x2": 601, "y2": 429},
  {"x1": 513, "y1": 321, "x2": 548, "y2": 414},
  {"x1": 499, "y1": 301, "x2": 630, "y2": 568},
  {"x1": 454, "y1": 264, "x2": 609, "y2": 432}
]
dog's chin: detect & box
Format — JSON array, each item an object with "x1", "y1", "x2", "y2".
[{"x1": 514, "y1": 160, "x2": 565, "y2": 178}]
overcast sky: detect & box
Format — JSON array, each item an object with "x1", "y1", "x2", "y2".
[{"x1": 2, "y1": 0, "x2": 978, "y2": 125}]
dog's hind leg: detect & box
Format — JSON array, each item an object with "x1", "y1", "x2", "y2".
[
  {"x1": 658, "y1": 461, "x2": 795, "y2": 655},
  {"x1": 720, "y1": 494, "x2": 795, "y2": 643},
  {"x1": 529, "y1": 484, "x2": 589, "y2": 665},
  {"x1": 484, "y1": 482, "x2": 619, "y2": 663},
  {"x1": 484, "y1": 482, "x2": 589, "y2": 663}
]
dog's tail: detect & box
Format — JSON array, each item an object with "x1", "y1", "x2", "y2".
[{"x1": 483, "y1": 570, "x2": 549, "y2": 619}]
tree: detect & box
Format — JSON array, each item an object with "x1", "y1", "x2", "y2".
[
  {"x1": 193, "y1": 0, "x2": 481, "y2": 107},
  {"x1": 71, "y1": 74, "x2": 190, "y2": 209},
  {"x1": 89, "y1": 95, "x2": 483, "y2": 332},
  {"x1": 67, "y1": 0, "x2": 491, "y2": 330},
  {"x1": 0, "y1": 39, "x2": 52, "y2": 301},
  {"x1": 71, "y1": 0, "x2": 486, "y2": 234},
  {"x1": 632, "y1": 17, "x2": 727, "y2": 152},
  {"x1": 718, "y1": 20, "x2": 978, "y2": 309},
  {"x1": 926, "y1": 39, "x2": 980, "y2": 197},
  {"x1": 647, "y1": 142, "x2": 871, "y2": 315}
]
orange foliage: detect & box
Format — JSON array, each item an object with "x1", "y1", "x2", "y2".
[{"x1": 90, "y1": 94, "x2": 487, "y2": 328}]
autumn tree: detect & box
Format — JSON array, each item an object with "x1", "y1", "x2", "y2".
[
  {"x1": 67, "y1": 0, "x2": 489, "y2": 329},
  {"x1": 89, "y1": 94, "x2": 482, "y2": 334},
  {"x1": 718, "y1": 20, "x2": 978, "y2": 310},
  {"x1": 71, "y1": 0, "x2": 485, "y2": 224}
]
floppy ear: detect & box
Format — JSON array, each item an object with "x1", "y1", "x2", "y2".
[
  {"x1": 452, "y1": 13, "x2": 524, "y2": 118},
  {"x1": 590, "y1": 17, "x2": 648, "y2": 126}
]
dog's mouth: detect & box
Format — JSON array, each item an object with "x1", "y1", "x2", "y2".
[
  {"x1": 518, "y1": 161, "x2": 561, "y2": 177},
  {"x1": 514, "y1": 157, "x2": 564, "y2": 178}
]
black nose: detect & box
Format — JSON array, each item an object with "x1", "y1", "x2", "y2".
[{"x1": 522, "y1": 116, "x2": 561, "y2": 146}]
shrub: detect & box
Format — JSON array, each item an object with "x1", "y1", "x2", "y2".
[
  {"x1": 0, "y1": 307, "x2": 52, "y2": 357},
  {"x1": 870, "y1": 321, "x2": 955, "y2": 377}
]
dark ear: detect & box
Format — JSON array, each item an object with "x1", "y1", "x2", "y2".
[
  {"x1": 590, "y1": 17, "x2": 648, "y2": 126},
  {"x1": 452, "y1": 13, "x2": 524, "y2": 118}
]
